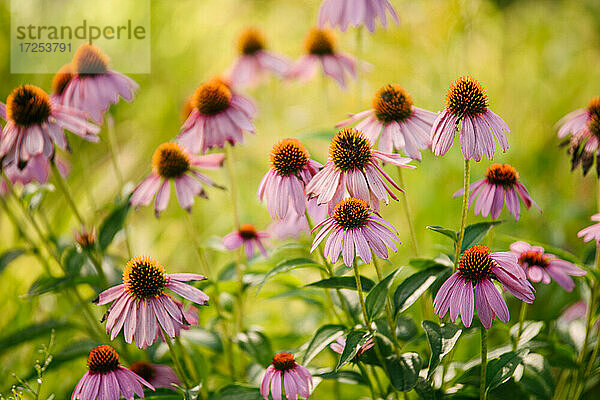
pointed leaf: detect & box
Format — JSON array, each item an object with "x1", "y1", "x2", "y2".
[
  {"x1": 0, "y1": 249, "x2": 26, "y2": 274},
  {"x1": 306, "y1": 276, "x2": 375, "y2": 291},
  {"x1": 393, "y1": 266, "x2": 449, "y2": 316},
  {"x1": 234, "y1": 329, "x2": 273, "y2": 366},
  {"x1": 98, "y1": 200, "x2": 131, "y2": 250},
  {"x1": 315, "y1": 370, "x2": 366, "y2": 385},
  {"x1": 486, "y1": 350, "x2": 527, "y2": 391},
  {"x1": 303, "y1": 324, "x2": 345, "y2": 365},
  {"x1": 422, "y1": 321, "x2": 462, "y2": 378},
  {"x1": 426, "y1": 226, "x2": 457, "y2": 242},
  {"x1": 461, "y1": 221, "x2": 502, "y2": 252},
  {"x1": 366, "y1": 268, "x2": 401, "y2": 320},
  {"x1": 519, "y1": 354, "x2": 555, "y2": 400},
  {"x1": 385, "y1": 352, "x2": 422, "y2": 391},
  {"x1": 258, "y1": 257, "x2": 324, "y2": 292},
  {"x1": 214, "y1": 384, "x2": 262, "y2": 400},
  {"x1": 335, "y1": 329, "x2": 372, "y2": 370}
]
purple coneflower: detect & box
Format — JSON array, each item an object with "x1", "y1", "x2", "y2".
[
  {"x1": 61, "y1": 43, "x2": 139, "y2": 123},
  {"x1": 94, "y1": 256, "x2": 209, "y2": 349},
  {"x1": 453, "y1": 163, "x2": 540, "y2": 220},
  {"x1": 288, "y1": 28, "x2": 359, "y2": 89},
  {"x1": 431, "y1": 76, "x2": 510, "y2": 161},
  {"x1": 305, "y1": 128, "x2": 413, "y2": 212},
  {"x1": 71, "y1": 345, "x2": 154, "y2": 400},
  {"x1": 129, "y1": 361, "x2": 181, "y2": 390},
  {"x1": 261, "y1": 352, "x2": 313, "y2": 400},
  {"x1": 0, "y1": 155, "x2": 50, "y2": 195},
  {"x1": 258, "y1": 138, "x2": 321, "y2": 219},
  {"x1": 51, "y1": 63, "x2": 73, "y2": 103},
  {"x1": 510, "y1": 241, "x2": 585, "y2": 292},
  {"x1": 229, "y1": 27, "x2": 291, "y2": 88},
  {"x1": 330, "y1": 336, "x2": 374, "y2": 358},
  {"x1": 130, "y1": 142, "x2": 224, "y2": 217},
  {"x1": 311, "y1": 198, "x2": 400, "y2": 267},
  {"x1": 433, "y1": 245, "x2": 535, "y2": 329},
  {"x1": 578, "y1": 213, "x2": 600, "y2": 244},
  {"x1": 0, "y1": 84, "x2": 99, "y2": 166},
  {"x1": 318, "y1": 0, "x2": 399, "y2": 32},
  {"x1": 268, "y1": 199, "x2": 328, "y2": 239},
  {"x1": 223, "y1": 224, "x2": 269, "y2": 259},
  {"x1": 178, "y1": 78, "x2": 257, "y2": 153},
  {"x1": 337, "y1": 84, "x2": 437, "y2": 160},
  {"x1": 74, "y1": 225, "x2": 96, "y2": 250}
]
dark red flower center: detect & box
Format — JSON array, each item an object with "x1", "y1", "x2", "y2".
[
  {"x1": 7, "y1": 85, "x2": 52, "y2": 127},
  {"x1": 373, "y1": 84, "x2": 414, "y2": 123},
  {"x1": 445, "y1": 76, "x2": 488, "y2": 117},
  {"x1": 75, "y1": 226, "x2": 96, "y2": 249},
  {"x1": 239, "y1": 224, "x2": 258, "y2": 239},
  {"x1": 305, "y1": 28, "x2": 335, "y2": 56},
  {"x1": 152, "y1": 142, "x2": 191, "y2": 179},
  {"x1": 457, "y1": 245, "x2": 496, "y2": 283},
  {"x1": 239, "y1": 27, "x2": 265, "y2": 55},
  {"x1": 272, "y1": 352, "x2": 296, "y2": 371},
  {"x1": 330, "y1": 129, "x2": 372, "y2": 172},
  {"x1": 123, "y1": 256, "x2": 167, "y2": 299},
  {"x1": 52, "y1": 64, "x2": 73, "y2": 96},
  {"x1": 73, "y1": 43, "x2": 109, "y2": 76},
  {"x1": 88, "y1": 345, "x2": 120, "y2": 374},
  {"x1": 193, "y1": 80, "x2": 232, "y2": 116},
  {"x1": 129, "y1": 361, "x2": 156, "y2": 382},
  {"x1": 333, "y1": 198, "x2": 370, "y2": 230},
  {"x1": 484, "y1": 163, "x2": 519, "y2": 187},
  {"x1": 518, "y1": 250, "x2": 549, "y2": 268},
  {"x1": 270, "y1": 138, "x2": 309, "y2": 176}
]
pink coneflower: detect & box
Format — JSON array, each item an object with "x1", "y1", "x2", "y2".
[
  {"x1": 305, "y1": 128, "x2": 413, "y2": 212},
  {"x1": 94, "y1": 256, "x2": 209, "y2": 349},
  {"x1": 337, "y1": 84, "x2": 437, "y2": 160},
  {"x1": 261, "y1": 352, "x2": 313, "y2": 400},
  {"x1": 0, "y1": 155, "x2": 50, "y2": 195},
  {"x1": 258, "y1": 138, "x2": 321, "y2": 219},
  {"x1": 51, "y1": 63, "x2": 73, "y2": 102},
  {"x1": 71, "y1": 345, "x2": 154, "y2": 400},
  {"x1": 229, "y1": 27, "x2": 291, "y2": 88},
  {"x1": 61, "y1": 43, "x2": 139, "y2": 124},
  {"x1": 130, "y1": 142, "x2": 224, "y2": 217},
  {"x1": 311, "y1": 198, "x2": 400, "y2": 267},
  {"x1": 178, "y1": 78, "x2": 257, "y2": 154},
  {"x1": 578, "y1": 213, "x2": 600, "y2": 244},
  {"x1": 129, "y1": 361, "x2": 181, "y2": 390},
  {"x1": 556, "y1": 97, "x2": 600, "y2": 175},
  {"x1": 434, "y1": 245, "x2": 535, "y2": 329},
  {"x1": 269, "y1": 199, "x2": 328, "y2": 239},
  {"x1": 330, "y1": 336, "x2": 374, "y2": 359},
  {"x1": 510, "y1": 241, "x2": 585, "y2": 292},
  {"x1": 288, "y1": 28, "x2": 359, "y2": 89},
  {"x1": 318, "y1": 0, "x2": 400, "y2": 32},
  {"x1": 431, "y1": 76, "x2": 510, "y2": 161},
  {"x1": 0, "y1": 85, "x2": 99, "y2": 166},
  {"x1": 74, "y1": 225, "x2": 96, "y2": 250},
  {"x1": 453, "y1": 163, "x2": 540, "y2": 221},
  {"x1": 223, "y1": 224, "x2": 269, "y2": 259}
]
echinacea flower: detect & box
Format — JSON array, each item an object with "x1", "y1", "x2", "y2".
[
  {"x1": 71, "y1": 345, "x2": 154, "y2": 400},
  {"x1": 229, "y1": 27, "x2": 291, "y2": 88},
  {"x1": 433, "y1": 245, "x2": 535, "y2": 329},
  {"x1": 453, "y1": 163, "x2": 540, "y2": 220},
  {"x1": 288, "y1": 28, "x2": 360, "y2": 89},
  {"x1": 178, "y1": 78, "x2": 257, "y2": 153},
  {"x1": 318, "y1": 0, "x2": 400, "y2": 32},
  {"x1": 578, "y1": 213, "x2": 600, "y2": 244},
  {"x1": 51, "y1": 63, "x2": 73, "y2": 102},
  {"x1": 268, "y1": 199, "x2": 328, "y2": 239},
  {"x1": 337, "y1": 84, "x2": 437, "y2": 160},
  {"x1": 0, "y1": 84, "x2": 99, "y2": 166},
  {"x1": 556, "y1": 97, "x2": 600, "y2": 175},
  {"x1": 0, "y1": 155, "x2": 50, "y2": 195},
  {"x1": 258, "y1": 138, "x2": 321, "y2": 219},
  {"x1": 431, "y1": 76, "x2": 510, "y2": 161},
  {"x1": 130, "y1": 142, "x2": 224, "y2": 217},
  {"x1": 74, "y1": 225, "x2": 96, "y2": 250},
  {"x1": 311, "y1": 198, "x2": 401, "y2": 267},
  {"x1": 305, "y1": 128, "x2": 413, "y2": 212},
  {"x1": 510, "y1": 241, "x2": 585, "y2": 292},
  {"x1": 94, "y1": 256, "x2": 209, "y2": 349},
  {"x1": 223, "y1": 224, "x2": 269, "y2": 258},
  {"x1": 129, "y1": 361, "x2": 181, "y2": 390},
  {"x1": 330, "y1": 336, "x2": 374, "y2": 359},
  {"x1": 61, "y1": 43, "x2": 139, "y2": 123},
  {"x1": 261, "y1": 352, "x2": 313, "y2": 400}
]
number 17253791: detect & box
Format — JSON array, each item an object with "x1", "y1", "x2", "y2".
[{"x1": 19, "y1": 42, "x2": 71, "y2": 52}]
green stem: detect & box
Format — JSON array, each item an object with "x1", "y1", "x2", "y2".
[
  {"x1": 372, "y1": 257, "x2": 400, "y2": 351},
  {"x1": 51, "y1": 161, "x2": 86, "y2": 226},
  {"x1": 481, "y1": 328, "x2": 488, "y2": 400},
  {"x1": 225, "y1": 145, "x2": 240, "y2": 228},
  {"x1": 357, "y1": 362, "x2": 377, "y2": 400},
  {"x1": 454, "y1": 159, "x2": 471, "y2": 267},
  {"x1": 396, "y1": 167, "x2": 419, "y2": 256},
  {"x1": 513, "y1": 302, "x2": 527, "y2": 351},
  {"x1": 164, "y1": 333, "x2": 191, "y2": 390},
  {"x1": 85, "y1": 248, "x2": 108, "y2": 287},
  {"x1": 176, "y1": 337, "x2": 200, "y2": 384}
]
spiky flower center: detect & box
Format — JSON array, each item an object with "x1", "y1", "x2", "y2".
[
  {"x1": 152, "y1": 143, "x2": 191, "y2": 179},
  {"x1": 123, "y1": 256, "x2": 167, "y2": 299},
  {"x1": 445, "y1": 76, "x2": 488, "y2": 117},
  {"x1": 330, "y1": 129, "x2": 372, "y2": 172},
  {"x1": 52, "y1": 64, "x2": 73, "y2": 96},
  {"x1": 239, "y1": 28, "x2": 265, "y2": 55},
  {"x1": 75, "y1": 226, "x2": 96, "y2": 249},
  {"x1": 485, "y1": 163, "x2": 519, "y2": 187},
  {"x1": 305, "y1": 28, "x2": 335, "y2": 56},
  {"x1": 7, "y1": 85, "x2": 52, "y2": 127},
  {"x1": 270, "y1": 138, "x2": 309, "y2": 176},
  {"x1": 457, "y1": 245, "x2": 497, "y2": 283},
  {"x1": 193, "y1": 80, "x2": 232, "y2": 116},
  {"x1": 129, "y1": 361, "x2": 155, "y2": 382},
  {"x1": 333, "y1": 198, "x2": 370, "y2": 230},
  {"x1": 73, "y1": 43, "x2": 109, "y2": 76},
  {"x1": 518, "y1": 250, "x2": 549, "y2": 268},
  {"x1": 239, "y1": 224, "x2": 258, "y2": 240},
  {"x1": 373, "y1": 84, "x2": 414, "y2": 123},
  {"x1": 272, "y1": 352, "x2": 296, "y2": 371},
  {"x1": 587, "y1": 97, "x2": 600, "y2": 138},
  {"x1": 88, "y1": 345, "x2": 120, "y2": 374}
]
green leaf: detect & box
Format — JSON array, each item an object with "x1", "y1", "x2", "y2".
[
  {"x1": 28, "y1": 275, "x2": 101, "y2": 297},
  {"x1": 393, "y1": 266, "x2": 449, "y2": 316},
  {"x1": 181, "y1": 328, "x2": 223, "y2": 352},
  {"x1": 214, "y1": 384, "x2": 262, "y2": 400},
  {"x1": 422, "y1": 321, "x2": 462, "y2": 378},
  {"x1": 303, "y1": 324, "x2": 345, "y2": 365},
  {"x1": 315, "y1": 370, "x2": 366, "y2": 385},
  {"x1": 461, "y1": 221, "x2": 502, "y2": 252},
  {"x1": 385, "y1": 352, "x2": 422, "y2": 391},
  {"x1": 306, "y1": 276, "x2": 375, "y2": 291},
  {"x1": 335, "y1": 329, "x2": 372, "y2": 370},
  {"x1": 414, "y1": 377, "x2": 444, "y2": 400},
  {"x1": 63, "y1": 247, "x2": 86, "y2": 275},
  {"x1": 408, "y1": 257, "x2": 452, "y2": 270},
  {"x1": 426, "y1": 226, "x2": 457, "y2": 242},
  {"x1": 98, "y1": 200, "x2": 131, "y2": 250},
  {"x1": 519, "y1": 354, "x2": 555, "y2": 400},
  {"x1": 234, "y1": 329, "x2": 273, "y2": 366},
  {"x1": 0, "y1": 320, "x2": 74, "y2": 355},
  {"x1": 486, "y1": 351, "x2": 527, "y2": 391},
  {"x1": 21, "y1": 183, "x2": 54, "y2": 211},
  {"x1": 0, "y1": 248, "x2": 26, "y2": 274},
  {"x1": 510, "y1": 321, "x2": 544, "y2": 348},
  {"x1": 258, "y1": 257, "x2": 324, "y2": 292},
  {"x1": 366, "y1": 268, "x2": 401, "y2": 320}
]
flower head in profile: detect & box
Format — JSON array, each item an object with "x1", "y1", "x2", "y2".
[
  {"x1": 311, "y1": 198, "x2": 400, "y2": 267},
  {"x1": 305, "y1": 129, "x2": 413, "y2": 212},
  {"x1": 74, "y1": 225, "x2": 96, "y2": 250},
  {"x1": 71, "y1": 345, "x2": 154, "y2": 400},
  {"x1": 228, "y1": 27, "x2": 291, "y2": 88},
  {"x1": 453, "y1": 163, "x2": 540, "y2": 220},
  {"x1": 431, "y1": 76, "x2": 510, "y2": 161},
  {"x1": 223, "y1": 224, "x2": 269, "y2": 259},
  {"x1": 94, "y1": 256, "x2": 209, "y2": 349},
  {"x1": 337, "y1": 84, "x2": 437, "y2": 160},
  {"x1": 0, "y1": 84, "x2": 99, "y2": 166},
  {"x1": 129, "y1": 361, "x2": 181, "y2": 390},
  {"x1": 510, "y1": 241, "x2": 585, "y2": 292},
  {"x1": 556, "y1": 97, "x2": 600, "y2": 176},
  {"x1": 178, "y1": 77, "x2": 257, "y2": 153},
  {"x1": 130, "y1": 142, "x2": 224, "y2": 217},
  {"x1": 261, "y1": 352, "x2": 313, "y2": 400},
  {"x1": 433, "y1": 245, "x2": 535, "y2": 329},
  {"x1": 578, "y1": 213, "x2": 600, "y2": 245},
  {"x1": 318, "y1": 0, "x2": 400, "y2": 32},
  {"x1": 287, "y1": 28, "x2": 360, "y2": 89},
  {"x1": 330, "y1": 336, "x2": 374, "y2": 360},
  {"x1": 60, "y1": 43, "x2": 139, "y2": 123},
  {"x1": 51, "y1": 63, "x2": 73, "y2": 101}
]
